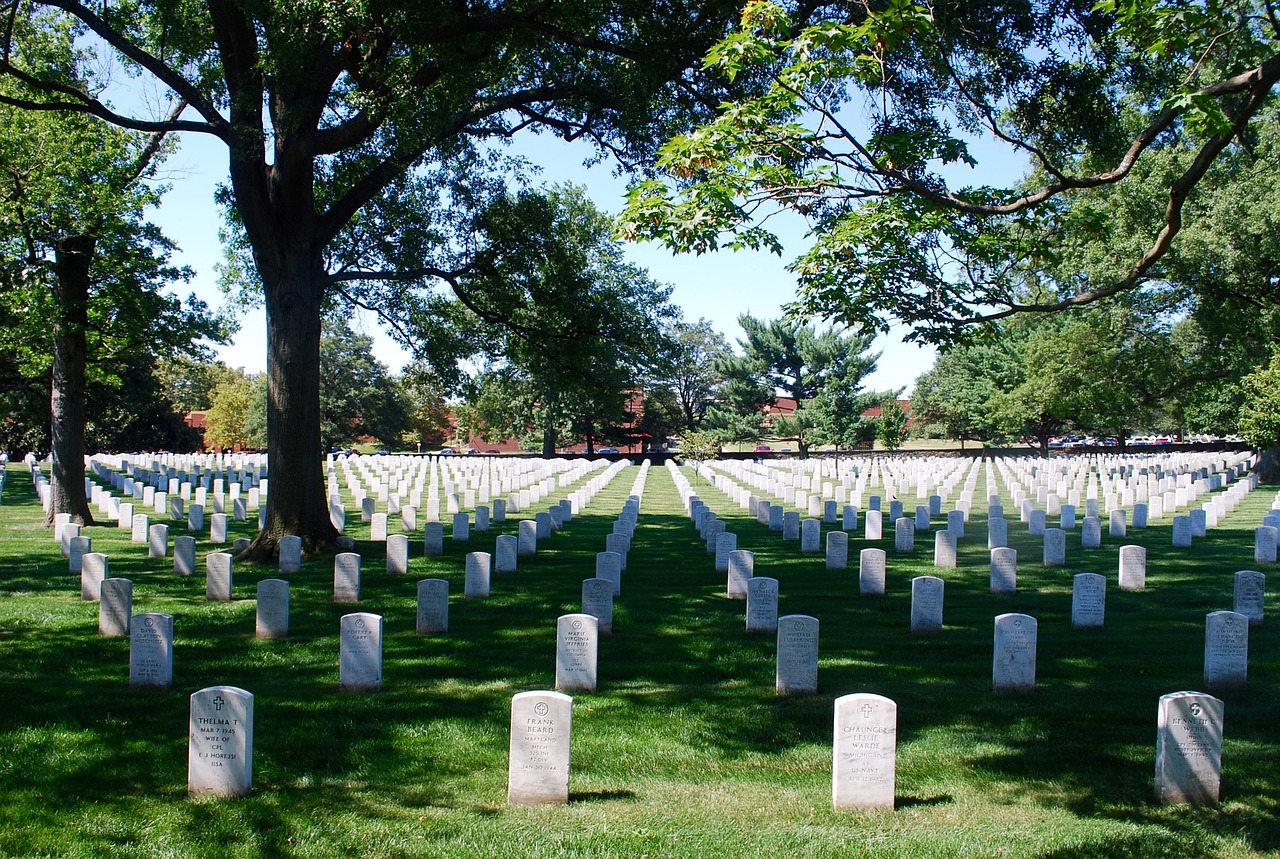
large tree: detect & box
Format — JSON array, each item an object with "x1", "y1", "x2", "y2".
[
  {"x1": 0, "y1": 23, "x2": 220, "y2": 524},
  {"x1": 0, "y1": 0, "x2": 745, "y2": 555},
  {"x1": 459, "y1": 186, "x2": 676, "y2": 456},
  {"x1": 620, "y1": 0, "x2": 1280, "y2": 343},
  {"x1": 318, "y1": 320, "x2": 408, "y2": 451},
  {"x1": 660, "y1": 319, "x2": 731, "y2": 431},
  {"x1": 715, "y1": 314, "x2": 881, "y2": 457}
]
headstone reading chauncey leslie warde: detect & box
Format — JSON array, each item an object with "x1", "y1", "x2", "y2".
[
  {"x1": 507, "y1": 690, "x2": 572, "y2": 805},
  {"x1": 832, "y1": 693, "x2": 897, "y2": 811},
  {"x1": 188, "y1": 685, "x2": 254, "y2": 798}
]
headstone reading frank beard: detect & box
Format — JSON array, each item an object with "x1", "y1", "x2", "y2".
[
  {"x1": 832, "y1": 693, "x2": 897, "y2": 811},
  {"x1": 188, "y1": 685, "x2": 254, "y2": 798},
  {"x1": 1155, "y1": 691, "x2": 1224, "y2": 805},
  {"x1": 507, "y1": 690, "x2": 572, "y2": 805}
]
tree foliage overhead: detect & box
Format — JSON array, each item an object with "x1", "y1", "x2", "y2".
[{"x1": 620, "y1": 0, "x2": 1280, "y2": 344}]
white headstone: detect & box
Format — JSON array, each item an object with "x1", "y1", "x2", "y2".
[
  {"x1": 865, "y1": 509, "x2": 883, "y2": 541},
  {"x1": 727, "y1": 548, "x2": 753, "y2": 599},
  {"x1": 518, "y1": 520, "x2": 538, "y2": 556},
  {"x1": 188, "y1": 685, "x2": 254, "y2": 798},
  {"x1": 1081, "y1": 516, "x2": 1102, "y2": 549},
  {"x1": 746, "y1": 576, "x2": 779, "y2": 633},
  {"x1": 416, "y1": 578, "x2": 449, "y2": 634},
  {"x1": 256, "y1": 578, "x2": 289, "y2": 638},
  {"x1": 776, "y1": 615, "x2": 819, "y2": 695},
  {"x1": 993, "y1": 613, "x2": 1037, "y2": 693},
  {"x1": 465, "y1": 551, "x2": 492, "y2": 599},
  {"x1": 334, "y1": 552, "x2": 361, "y2": 603},
  {"x1": 715, "y1": 532, "x2": 737, "y2": 572},
  {"x1": 832, "y1": 693, "x2": 897, "y2": 811},
  {"x1": 129, "y1": 612, "x2": 174, "y2": 689},
  {"x1": 99, "y1": 578, "x2": 132, "y2": 636},
  {"x1": 1155, "y1": 691, "x2": 1224, "y2": 805},
  {"x1": 800, "y1": 518, "x2": 821, "y2": 553},
  {"x1": 339, "y1": 612, "x2": 383, "y2": 692},
  {"x1": 78, "y1": 550, "x2": 108, "y2": 601},
  {"x1": 209, "y1": 513, "x2": 227, "y2": 544},
  {"x1": 1172, "y1": 515, "x2": 1193, "y2": 548},
  {"x1": 990, "y1": 547, "x2": 1017, "y2": 594},
  {"x1": 495, "y1": 534, "x2": 518, "y2": 572},
  {"x1": 1071, "y1": 572, "x2": 1106, "y2": 629},
  {"x1": 555, "y1": 614, "x2": 598, "y2": 693},
  {"x1": 424, "y1": 522, "x2": 444, "y2": 557},
  {"x1": 279, "y1": 535, "x2": 302, "y2": 574},
  {"x1": 1042, "y1": 528, "x2": 1066, "y2": 566},
  {"x1": 1119, "y1": 545, "x2": 1147, "y2": 590},
  {"x1": 987, "y1": 517, "x2": 1008, "y2": 549},
  {"x1": 507, "y1": 690, "x2": 572, "y2": 805},
  {"x1": 148, "y1": 523, "x2": 169, "y2": 558},
  {"x1": 933, "y1": 530, "x2": 957, "y2": 569},
  {"x1": 910, "y1": 575, "x2": 944, "y2": 635},
  {"x1": 825, "y1": 531, "x2": 849, "y2": 571},
  {"x1": 206, "y1": 552, "x2": 233, "y2": 602},
  {"x1": 1203, "y1": 610, "x2": 1248, "y2": 690},
  {"x1": 596, "y1": 551, "x2": 622, "y2": 596},
  {"x1": 1254, "y1": 526, "x2": 1277, "y2": 564},
  {"x1": 855, "y1": 547, "x2": 885, "y2": 595},
  {"x1": 894, "y1": 518, "x2": 915, "y2": 553},
  {"x1": 1233, "y1": 569, "x2": 1265, "y2": 626},
  {"x1": 582, "y1": 577, "x2": 614, "y2": 634},
  {"x1": 174, "y1": 535, "x2": 196, "y2": 577}
]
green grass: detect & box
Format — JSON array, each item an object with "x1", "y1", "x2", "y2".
[{"x1": 1, "y1": 459, "x2": 1277, "y2": 858}]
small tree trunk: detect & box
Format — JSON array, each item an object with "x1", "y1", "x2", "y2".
[
  {"x1": 246, "y1": 260, "x2": 338, "y2": 559},
  {"x1": 48, "y1": 235, "x2": 96, "y2": 527}
]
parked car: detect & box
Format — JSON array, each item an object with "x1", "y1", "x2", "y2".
[
  {"x1": 754, "y1": 444, "x2": 773, "y2": 452},
  {"x1": 598, "y1": 447, "x2": 619, "y2": 454}
]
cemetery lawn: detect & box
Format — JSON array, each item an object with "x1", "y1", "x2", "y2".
[{"x1": 1, "y1": 460, "x2": 1278, "y2": 858}]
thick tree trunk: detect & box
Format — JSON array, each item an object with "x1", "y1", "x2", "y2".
[
  {"x1": 245, "y1": 259, "x2": 338, "y2": 559},
  {"x1": 1256, "y1": 445, "x2": 1280, "y2": 483},
  {"x1": 48, "y1": 235, "x2": 96, "y2": 527}
]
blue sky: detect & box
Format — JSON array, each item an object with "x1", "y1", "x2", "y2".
[{"x1": 153, "y1": 125, "x2": 939, "y2": 396}]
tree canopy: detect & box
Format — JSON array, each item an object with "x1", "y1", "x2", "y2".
[{"x1": 620, "y1": 0, "x2": 1280, "y2": 344}]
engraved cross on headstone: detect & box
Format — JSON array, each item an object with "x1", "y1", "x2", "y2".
[
  {"x1": 213, "y1": 696, "x2": 224, "y2": 711},
  {"x1": 861, "y1": 703, "x2": 875, "y2": 719}
]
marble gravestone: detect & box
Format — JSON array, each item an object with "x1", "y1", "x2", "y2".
[
  {"x1": 206, "y1": 552, "x2": 233, "y2": 602},
  {"x1": 596, "y1": 551, "x2": 622, "y2": 596},
  {"x1": 81, "y1": 552, "x2": 108, "y2": 601},
  {"x1": 188, "y1": 685, "x2": 254, "y2": 798},
  {"x1": 256, "y1": 578, "x2": 289, "y2": 639},
  {"x1": 746, "y1": 576, "x2": 779, "y2": 633},
  {"x1": 581, "y1": 577, "x2": 614, "y2": 634},
  {"x1": 1203, "y1": 610, "x2": 1248, "y2": 690},
  {"x1": 555, "y1": 614, "x2": 599, "y2": 694},
  {"x1": 495, "y1": 534, "x2": 518, "y2": 572},
  {"x1": 1119, "y1": 545, "x2": 1147, "y2": 591},
  {"x1": 416, "y1": 578, "x2": 449, "y2": 634},
  {"x1": 339, "y1": 612, "x2": 383, "y2": 692},
  {"x1": 826, "y1": 531, "x2": 849, "y2": 571},
  {"x1": 727, "y1": 549, "x2": 753, "y2": 599},
  {"x1": 1155, "y1": 691, "x2": 1224, "y2": 806},
  {"x1": 334, "y1": 552, "x2": 361, "y2": 603},
  {"x1": 507, "y1": 690, "x2": 572, "y2": 805},
  {"x1": 990, "y1": 547, "x2": 1017, "y2": 594},
  {"x1": 464, "y1": 551, "x2": 492, "y2": 599},
  {"x1": 1233, "y1": 570, "x2": 1265, "y2": 626},
  {"x1": 100, "y1": 578, "x2": 132, "y2": 636},
  {"x1": 832, "y1": 693, "x2": 897, "y2": 811},
  {"x1": 129, "y1": 612, "x2": 174, "y2": 689},
  {"x1": 993, "y1": 613, "x2": 1037, "y2": 693},
  {"x1": 859, "y1": 548, "x2": 887, "y2": 595},
  {"x1": 776, "y1": 614, "x2": 819, "y2": 695},
  {"x1": 1071, "y1": 572, "x2": 1106, "y2": 629},
  {"x1": 910, "y1": 575, "x2": 944, "y2": 635}
]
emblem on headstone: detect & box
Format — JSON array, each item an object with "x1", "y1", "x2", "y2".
[{"x1": 534, "y1": 702, "x2": 549, "y2": 717}]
